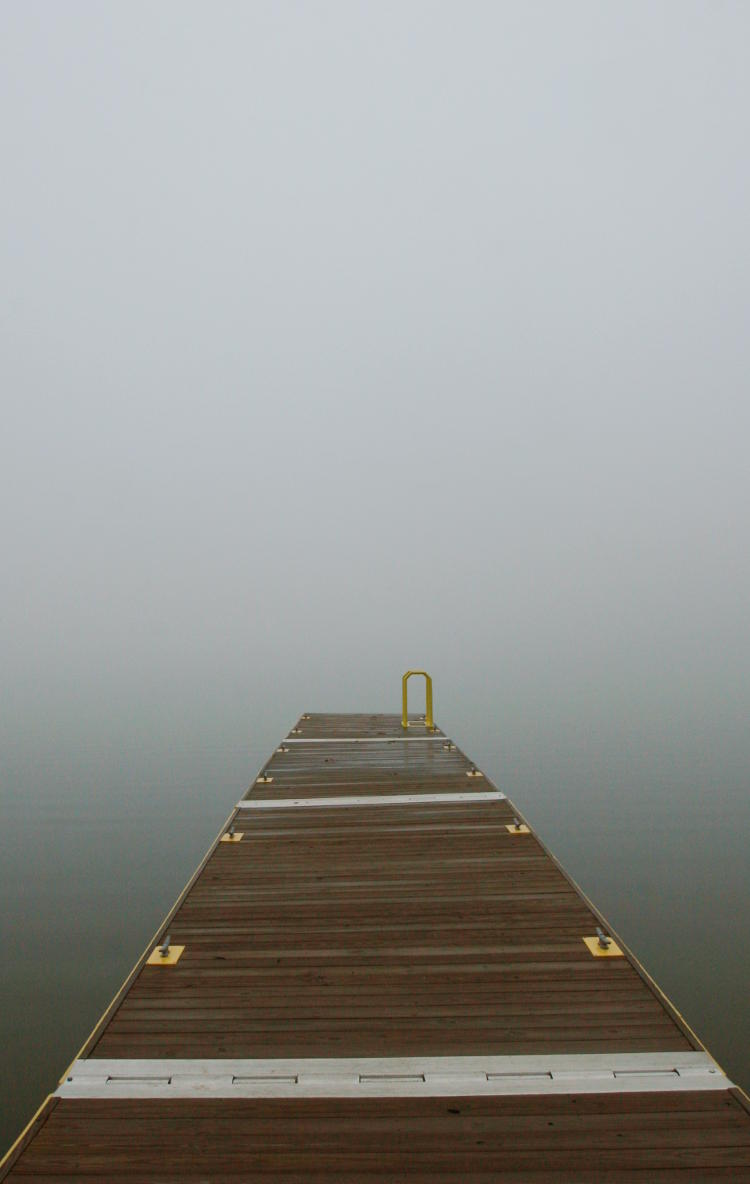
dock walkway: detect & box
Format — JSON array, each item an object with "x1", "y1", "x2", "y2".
[{"x1": 3, "y1": 709, "x2": 750, "y2": 1180}]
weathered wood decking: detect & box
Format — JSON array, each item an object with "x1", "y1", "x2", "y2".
[{"x1": 3, "y1": 711, "x2": 750, "y2": 1180}]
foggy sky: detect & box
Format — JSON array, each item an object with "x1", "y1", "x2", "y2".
[
  {"x1": 1, "y1": 4, "x2": 748, "y2": 797},
  {"x1": 3, "y1": 1, "x2": 749, "y2": 736}
]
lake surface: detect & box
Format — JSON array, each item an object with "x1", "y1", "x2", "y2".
[{"x1": 2, "y1": 677, "x2": 749, "y2": 1152}]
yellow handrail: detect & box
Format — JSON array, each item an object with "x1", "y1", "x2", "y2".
[{"x1": 401, "y1": 670, "x2": 435, "y2": 731}]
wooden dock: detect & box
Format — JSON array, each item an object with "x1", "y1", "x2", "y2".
[{"x1": 4, "y1": 704, "x2": 750, "y2": 1180}]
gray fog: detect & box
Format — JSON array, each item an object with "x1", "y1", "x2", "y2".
[{"x1": 1, "y1": 0, "x2": 749, "y2": 1149}]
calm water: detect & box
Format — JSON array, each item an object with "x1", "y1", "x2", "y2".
[{"x1": 2, "y1": 677, "x2": 749, "y2": 1153}]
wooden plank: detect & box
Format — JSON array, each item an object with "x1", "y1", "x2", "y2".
[
  {"x1": 84, "y1": 795, "x2": 691, "y2": 1059},
  {"x1": 6, "y1": 1093, "x2": 750, "y2": 1180},
  {"x1": 286, "y1": 713, "x2": 445, "y2": 739}
]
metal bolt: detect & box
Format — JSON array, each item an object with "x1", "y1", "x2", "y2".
[
  {"x1": 596, "y1": 927, "x2": 611, "y2": 950},
  {"x1": 229, "y1": 823, "x2": 235, "y2": 838},
  {"x1": 512, "y1": 817, "x2": 522, "y2": 830},
  {"x1": 159, "y1": 934, "x2": 171, "y2": 958}
]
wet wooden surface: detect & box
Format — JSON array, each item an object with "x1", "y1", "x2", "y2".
[
  {"x1": 8, "y1": 1091, "x2": 750, "y2": 1181},
  {"x1": 4, "y1": 711, "x2": 750, "y2": 1180},
  {"x1": 258, "y1": 738, "x2": 490, "y2": 799},
  {"x1": 284, "y1": 712, "x2": 444, "y2": 739},
  {"x1": 89, "y1": 797, "x2": 689, "y2": 1058}
]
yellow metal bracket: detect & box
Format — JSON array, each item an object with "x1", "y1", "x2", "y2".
[
  {"x1": 401, "y1": 671, "x2": 435, "y2": 731},
  {"x1": 583, "y1": 935, "x2": 623, "y2": 958},
  {"x1": 146, "y1": 943, "x2": 185, "y2": 966},
  {"x1": 221, "y1": 831, "x2": 244, "y2": 843},
  {"x1": 506, "y1": 823, "x2": 530, "y2": 834}
]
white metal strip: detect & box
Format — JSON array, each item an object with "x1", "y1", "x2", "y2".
[
  {"x1": 236, "y1": 791, "x2": 504, "y2": 810},
  {"x1": 283, "y1": 736, "x2": 447, "y2": 744},
  {"x1": 59, "y1": 1053, "x2": 729, "y2": 1099}
]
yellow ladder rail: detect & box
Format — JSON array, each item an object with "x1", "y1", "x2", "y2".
[{"x1": 401, "y1": 670, "x2": 435, "y2": 731}]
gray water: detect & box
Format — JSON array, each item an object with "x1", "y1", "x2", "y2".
[{"x1": 2, "y1": 0, "x2": 750, "y2": 1155}]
